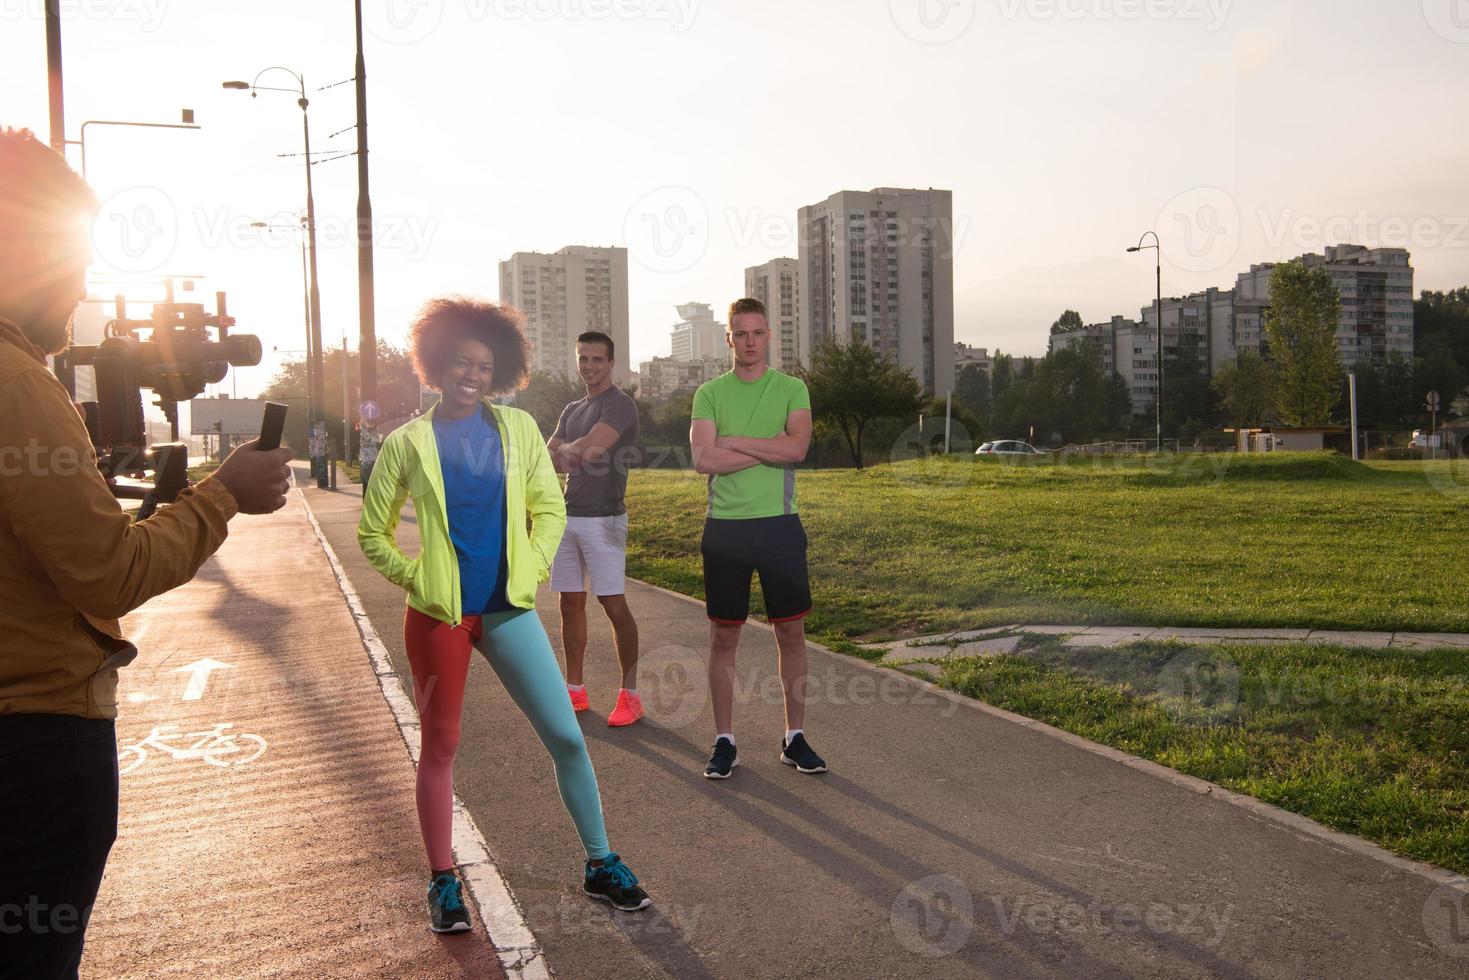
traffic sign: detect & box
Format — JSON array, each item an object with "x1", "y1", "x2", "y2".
[
  {"x1": 1427, "y1": 391, "x2": 1441, "y2": 410},
  {"x1": 359, "y1": 399, "x2": 381, "y2": 422}
]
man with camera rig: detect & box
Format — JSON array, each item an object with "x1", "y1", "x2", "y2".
[{"x1": 0, "y1": 128, "x2": 295, "y2": 980}]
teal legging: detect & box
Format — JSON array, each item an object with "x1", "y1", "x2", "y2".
[
  {"x1": 474, "y1": 609, "x2": 610, "y2": 860},
  {"x1": 404, "y1": 605, "x2": 610, "y2": 867}
]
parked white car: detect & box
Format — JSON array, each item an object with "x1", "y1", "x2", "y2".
[{"x1": 975, "y1": 440, "x2": 1045, "y2": 457}]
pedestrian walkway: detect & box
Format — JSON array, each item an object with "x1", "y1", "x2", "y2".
[
  {"x1": 84, "y1": 490, "x2": 505, "y2": 979},
  {"x1": 299, "y1": 479, "x2": 1469, "y2": 979},
  {"x1": 868, "y1": 624, "x2": 1469, "y2": 665}
]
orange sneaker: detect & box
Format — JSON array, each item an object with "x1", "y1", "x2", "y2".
[
  {"x1": 568, "y1": 685, "x2": 589, "y2": 713},
  {"x1": 607, "y1": 690, "x2": 643, "y2": 727}
]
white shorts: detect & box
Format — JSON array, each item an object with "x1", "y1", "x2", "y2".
[{"x1": 551, "y1": 513, "x2": 629, "y2": 596}]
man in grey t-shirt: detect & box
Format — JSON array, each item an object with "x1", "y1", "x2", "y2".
[{"x1": 548, "y1": 331, "x2": 643, "y2": 726}]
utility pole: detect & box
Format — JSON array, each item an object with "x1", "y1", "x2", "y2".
[
  {"x1": 46, "y1": 2, "x2": 64, "y2": 153},
  {"x1": 354, "y1": 0, "x2": 379, "y2": 489}
]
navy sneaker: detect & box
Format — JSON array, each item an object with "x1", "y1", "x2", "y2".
[
  {"x1": 583, "y1": 853, "x2": 651, "y2": 911},
  {"x1": 780, "y1": 733, "x2": 827, "y2": 774},
  {"x1": 703, "y1": 736, "x2": 738, "y2": 779},
  {"x1": 427, "y1": 872, "x2": 472, "y2": 933}
]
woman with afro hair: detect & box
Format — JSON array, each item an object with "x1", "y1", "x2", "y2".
[{"x1": 358, "y1": 297, "x2": 651, "y2": 933}]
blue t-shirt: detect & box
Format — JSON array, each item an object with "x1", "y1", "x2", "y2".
[{"x1": 433, "y1": 407, "x2": 512, "y2": 615}]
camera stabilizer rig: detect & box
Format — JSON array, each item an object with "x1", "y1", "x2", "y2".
[{"x1": 67, "y1": 281, "x2": 262, "y2": 519}]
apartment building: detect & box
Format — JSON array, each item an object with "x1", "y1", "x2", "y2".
[
  {"x1": 637, "y1": 355, "x2": 727, "y2": 402},
  {"x1": 498, "y1": 246, "x2": 631, "y2": 385},
  {"x1": 797, "y1": 187, "x2": 956, "y2": 393},
  {"x1": 744, "y1": 258, "x2": 802, "y2": 371},
  {"x1": 668, "y1": 302, "x2": 726, "y2": 363}
]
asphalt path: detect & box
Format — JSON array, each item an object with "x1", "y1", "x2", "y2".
[{"x1": 304, "y1": 482, "x2": 1468, "y2": 979}]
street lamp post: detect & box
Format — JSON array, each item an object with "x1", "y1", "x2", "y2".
[
  {"x1": 1128, "y1": 233, "x2": 1164, "y2": 453},
  {"x1": 224, "y1": 69, "x2": 328, "y2": 488}
]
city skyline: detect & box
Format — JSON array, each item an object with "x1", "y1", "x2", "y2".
[{"x1": 4, "y1": 1, "x2": 1468, "y2": 399}]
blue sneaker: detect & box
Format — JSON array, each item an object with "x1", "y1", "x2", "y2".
[
  {"x1": 427, "y1": 872, "x2": 472, "y2": 933},
  {"x1": 583, "y1": 853, "x2": 651, "y2": 911}
]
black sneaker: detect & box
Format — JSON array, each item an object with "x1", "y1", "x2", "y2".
[
  {"x1": 703, "y1": 736, "x2": 738, "y2": 779},
  {"x1": 427, "y1": 872, "x2": 472, "y2": 934},
  {"x1": 780, "y1": 733, "x2": 827, "y2": 774},
  {"x1": 583, "y1": 853, "x2": 651, "y2": 911}
]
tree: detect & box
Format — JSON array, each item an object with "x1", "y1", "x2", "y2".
[
  {"x1": 954, "y1": 363, "x2": 992, "y2": 424},
  {"x1": 1415, "y1": 348, "x2": 1464, "y2": 421},
  {"x1": 1264, "y1": 260, "x2": 1343, "y2": 426},
  {"x1": 514, "y1": 371, "x2": 586, "y2": 438},
  {"x1": 799, "y1": 340, "x2": 924, "y2": 469},
  {"x1": 1212, "y1": 350, "x2": 1276, "y2": 428},
  {"x1": 1415, "y1": 288, "x2": 1469, "y2": 377},
  {"x1": 1050, "y1": 310, "x2": 1084, "y2": 335},
  {"x1": 1160, "y1": 349, "x2": 1217, "y2": 434},
  {"x1": 1103, "y1": 371, "x2": 1133, "y2": 432},
  {"x1": 264, "y1": 341, "x2": 422, "y2": 450},
  {"x1": 1027, "y1": 346, "x2": 1108, "y2": 444},
  {"x1": 990, "y1": 352, "x2": 1016, "y2": 400}
]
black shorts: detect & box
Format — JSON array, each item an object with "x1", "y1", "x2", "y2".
[{"x1": 700, "y1": 514, "x2": 812, "y2": 625}]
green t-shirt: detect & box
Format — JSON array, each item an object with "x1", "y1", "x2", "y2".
[{"x1": 691, "y1": 369, "x2": 812, "y2": 520}]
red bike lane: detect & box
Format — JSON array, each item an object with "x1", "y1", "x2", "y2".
[{"x1": 83, "y1": 493, "x2": 505, "y2": 979}]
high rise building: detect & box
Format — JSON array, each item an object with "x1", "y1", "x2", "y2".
[
  {"x1": 498, "y1": 246, "x2": 630, "y2": 385},
  {"x1": 744, "y1": 258, "x2": 802, "y2": 371},
  {"x1": 1232, "y1": 245, "x2": 1413, "y2": 367},
  {"x1": 1069, "y1": 245, "x2": 1415, "y2": 418},
  {"x1": 637, "y1": 355, "x2": 727, "y2": 402},
  {"x1": 797, "y1": 187, "x2": 956, "y2": 393},
  {"x1": 668, "y1": 302, "x2": 726, "y2": 363}
]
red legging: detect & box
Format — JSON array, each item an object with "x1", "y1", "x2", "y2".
[{"x1": 403, "y1": 607, "x2": 609, "y2": 871}]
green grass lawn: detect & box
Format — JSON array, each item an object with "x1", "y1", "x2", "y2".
[
  {"x1": 928, "y1": 636, "x2": 1469, "y2": 874},
  {"x1": 625, "y1": 451, "x2": 1469, "y2": 871},
  {"x1": 626, "y1": 452, "x2": 1469, "y2": 642}
]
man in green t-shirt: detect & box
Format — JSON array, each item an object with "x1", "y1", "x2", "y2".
[{"x1": 689, "y1": 298, "x2": 825, "y2": 779}]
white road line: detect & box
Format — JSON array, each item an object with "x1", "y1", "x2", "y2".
[{"x1": 298, "y1": 492, "x2": 552, "y2": 979}]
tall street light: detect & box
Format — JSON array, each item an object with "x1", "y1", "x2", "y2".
[
  {"x1": 223, "y1": 68, "x2": 328, "y2": 488},
  {"x1": 1128, "y1": 232, "x2": 1164, "y2": 453}
]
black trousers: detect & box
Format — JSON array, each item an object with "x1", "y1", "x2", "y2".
[{"x1": 0, "y1": 713, "x2": 119, "y2": 980}]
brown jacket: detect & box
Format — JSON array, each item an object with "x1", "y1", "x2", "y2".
[{"x1": 0, "y1": 316, "x2": 239, "y2": 720}]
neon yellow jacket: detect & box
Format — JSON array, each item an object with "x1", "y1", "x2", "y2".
[{"x1": 358, "y1": 400, "x2": 565, "y2": 626}]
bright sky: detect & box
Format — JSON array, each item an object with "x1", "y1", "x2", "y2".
[{"x1": 4, "y1": 0, "x2": 1468, "y2": 398}]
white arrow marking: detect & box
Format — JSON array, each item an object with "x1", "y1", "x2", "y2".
[{"x1": 173, "y1": 659, "x2": 236, "y2": 702}]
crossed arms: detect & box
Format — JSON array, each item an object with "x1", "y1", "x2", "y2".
[
  {"x1": 690, "y1": 410, "x2": 812, "y2": 475},
  {"x1": 548, "y1": 422, "x2": 621, "y2": 473}
]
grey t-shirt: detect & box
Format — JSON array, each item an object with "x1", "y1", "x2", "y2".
[{"x1": 553, "y1": 386, "x2": 641, "y2": 517}]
